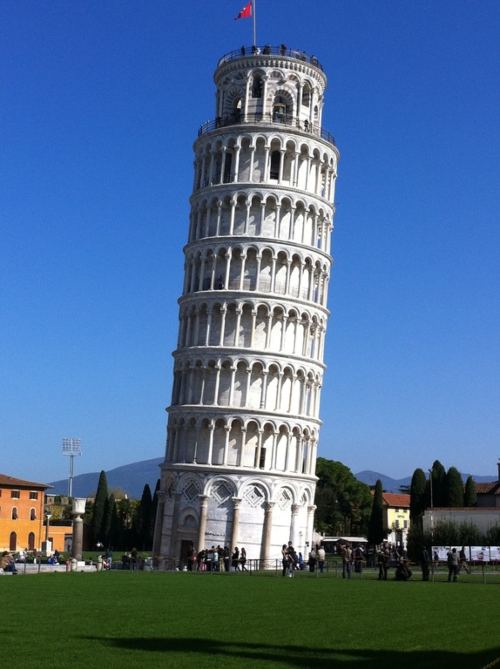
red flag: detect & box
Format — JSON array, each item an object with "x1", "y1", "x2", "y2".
[{"x1": 235, "y1": 1, "x2": 252, "y2": 20}]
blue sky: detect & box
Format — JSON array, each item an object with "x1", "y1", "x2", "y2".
[{"x1": 1, "y1": 0, "x2": 499, "y2": 483}]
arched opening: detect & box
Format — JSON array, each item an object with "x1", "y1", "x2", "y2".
[
  {"x1": 302, "y1": 84, "x2": 311, "y2": 107},
  {"x1": 9, "y1": 532, "x2": 17, "y2": 551},
  {"x1": 273, "y1": 94, "x2": 291, "y2": 124},
  {"x1": 232, "y1": 98, "x2": 242, "y2": 123},
  {"x1": 28, "y1": 532, "x2": 35, "y2": 550},
  {"x1": 11, "y1": 507, "x2": 18, "y2": 520},
  {"x1": 270, "y1": 151, "x2": 281, "y2": 180},
  {"x1": 252, "y1": 74, "x2": 263, "y2": 98},
  {"x1": 30, "y1": 508, "x2": 36, "y2": 521}
]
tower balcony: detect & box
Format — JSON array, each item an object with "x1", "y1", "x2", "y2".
[
  {"x1": 217, "y1": 45, "x2": 324, "y2": 72},
  {"x1": 198, "y1": 112, "x2": 336, "y2": 147}
]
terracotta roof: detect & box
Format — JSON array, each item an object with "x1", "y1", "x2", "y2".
[
  {"x1": 0, "y1": 473, "x2": 50, "y2": 489},
  {"x1": 382, "y1": 492, "x2": 410, "y2": 508},
  {"x1": 475, "y1": 482, "x2": 500, "y2": 494}
]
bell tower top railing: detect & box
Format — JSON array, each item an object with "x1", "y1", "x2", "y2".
[{"x1": 217, "y1": 45, "x2": 325, "y2": 72}]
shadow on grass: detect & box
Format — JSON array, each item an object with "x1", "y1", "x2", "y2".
[{"x1": 83, "y1": 636, "x2": 500, "y2": 668}]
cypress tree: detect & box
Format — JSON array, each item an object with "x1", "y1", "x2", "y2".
[
  {"x1": 431, "y1": 460, "x2": 447, "y2": 507},
  {"x1": 410, "y1": 468, "x2": 427, "y2": 521},
  {"x1": 138, "y1": 484, "x2": 153, "y2": 550},
  {"x1": 150, "y1": 479, "x2": 160, "y2": 544},
  {"x1": 446, "y1": 466, "x2": 464, "y2": 507},
  {"x1": 91, "y1": 470, "x2": 109, "y2": 546},
  {"x1": 367, "y1": 480, "x2": 386, "y2": 545},
  {"x1": 102, "y1": 494, "x2": 115, "y2": 547},
  {"x1": 464, "y1": 476, "x2": 477, "y2": 507}
]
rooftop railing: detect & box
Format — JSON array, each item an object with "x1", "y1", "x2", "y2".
[
  {"x1": 217, "y1": 45, "x2": 324, "y2": 72},
  {"x1": 198, "y1": 112, "x2": 336, "y2": 147}
]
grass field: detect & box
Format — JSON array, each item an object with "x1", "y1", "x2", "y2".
[{"x1": 2, "y1": 571, "x2": 499, "y2": 669}]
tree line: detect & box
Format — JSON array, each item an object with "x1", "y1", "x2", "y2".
[
  {"x1": 409, "y1": 460, "x2": 477, "y2": 519},
  {"x1": 84, "y1": 471, "x2": 159, "y2": 551}
]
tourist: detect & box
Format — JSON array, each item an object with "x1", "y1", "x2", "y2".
[
  {"x1": 395, "y1": 559, "x2": 412, "y2": 581},
  {"x1": 317, "y1": 545, "x2": 326, "y2": 573},
  {"x1": 281, "y1": 544, "x2": 292, "y2": 577},
  {"x1": 459, "y1": 546, "x2": 470, "y2": 574},
  {"x1": 286, "y1": 542, "x2": 297, "y2": 576},
  {"x1": 421, "y1": 547, "x2": 430, "y2": 581},
  {"x1": 447, "y1": 548, "x2": 459, "y2": 582},
  {"x1": 223, "y1": 546, "x2": 230, "y2": 572},
  {"x1": 240, "y1": 546, "x2": 247, "y2": 571},
  {"x1": 217, "y1": 545, "x2": 225, "y2": 572},
  {"x1": 308, "y1": 547, "x2": 317, "y2": 572},
  {"x1": 354, "y1": 546, "x2": 364, "y2": 574},
  {"x1": 341, "y1": 543, "x2": 352, "y2": 579},
  {"x1": 377, "y1": 546, "x2": 389, "y2": 581},
  {"x1": 231, "y1": 546, "x2": 240, "y2": 571}
]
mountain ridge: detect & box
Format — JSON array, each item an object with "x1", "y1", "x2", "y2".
[{"x1": 49, "y1": 458, "x2": 498, "y2": 498}]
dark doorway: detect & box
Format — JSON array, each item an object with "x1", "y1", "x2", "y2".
[
  {"x1": 180, "y1": 540, "x2": 194, "y2": 563},
  {"x1": 9, "y1": 531, "x2": 17, "y2": 551}
]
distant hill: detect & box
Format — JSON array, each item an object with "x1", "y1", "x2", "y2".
[
  {"x1": 355, "y1": 469, "x2": 497, "y2": 492},
  {"x1": 50, "y1": 457, "x2": 163, "y2": 499},
  {"x1": 50, "y1": 457, "x2": 497, "y2": 498},
  {"x1": 355, "y1": 471, "x2": 412, "y2": 491}
]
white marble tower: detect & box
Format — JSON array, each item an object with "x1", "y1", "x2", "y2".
[{"x1": 154, "y1": 45, "x2": 338, "y2": 566}]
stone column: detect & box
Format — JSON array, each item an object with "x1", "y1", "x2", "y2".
[
  {"x1": 71, "y1": 514, "x2": 84, "y2": 561},
  {"x1": 306, "y1": 504, "x2": 317, "y2": 551},
  {"x1": 197, "y1": 495, "x2": 209, "y2": 551},
  {"x1": 290, "y1": 503, "x2": 300, "y2": 546},
  {"x1": 261, "y1": 502, "x2": 275, "y2": 563},
  {"x1": 169, "y1": 492, "x2": 183, "y2": 559},
  {"x1": 231, "y1": 498, "x2": 242, "y2": 549}
]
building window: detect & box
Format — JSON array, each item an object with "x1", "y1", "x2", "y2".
[
  {"x1": 394, "y1": 519, "x2": 400, "y2": 529},
  {"x1": 12, "y1": 507, "x2": 18, "y2": 520},
  {"x1": 404, "y1": 520, "x2": 408, "y2": 529},
  {"x1": 28, "y1": 532, "x2": 35, "y2": 550},
  {"x1": 29, "y1": 491, "x2": 38, "y2": 500},
  {"x1": 11, "y1": 490, "x2": 20, "y2": 499},
  {"x1": 30, "y1": 508, "x2": 37, "y2": 521}
]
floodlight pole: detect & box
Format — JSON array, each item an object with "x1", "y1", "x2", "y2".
[{"x1": 62, "y1": 438, "x2": 82, "y2": 498}]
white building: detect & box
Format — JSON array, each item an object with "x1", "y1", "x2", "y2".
[{"x1": 153, "y1": 45, "x2": 338, "y2": 566}]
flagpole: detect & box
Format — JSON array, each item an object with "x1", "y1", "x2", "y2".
[{"x1": 253, "y1": 0, "x2": 257, "y2": 47}]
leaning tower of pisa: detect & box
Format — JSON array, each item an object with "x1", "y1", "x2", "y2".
[{"x1": 154, "y1": 45, "x2": 338, "y2": 566}]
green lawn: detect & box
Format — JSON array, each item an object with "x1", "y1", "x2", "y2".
[{"x1": 1, "y1": 571, "x2": 499, "y2": 668}]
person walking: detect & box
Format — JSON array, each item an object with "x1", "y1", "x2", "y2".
[
  {"x1": 354, "y1": 546, "x2": 364, "y2": 574},
  {"x1": 421, "y1": 547, "x2": 430, "y2": 581},
  {"x1": 447, "y1": 548, "x2": 459, "y2": 582},
  {"x1": 239, "y1": 546, "x2": 247, "y2": 571},
  {"x1": 317, "y1": 545, "x2": 326, "y2": 573},
  {"x1": 459, "y1": 547, "x2": 470, "y2": 574},
  {"x1": 342, "y1": 543, "x2": 352, "y2": 579},
  {"x1": 377, "y1": 546, "x2": 389, "y2": 581},
  {"x1": 231, "y1": 547, "x2": 240, "y2": 571},
  {"x1": 308, "y1": 548, "x2": 317, "y2": 572},
  {"x1": 281, "y1": 544, "x2": 290, "y2": 577}
]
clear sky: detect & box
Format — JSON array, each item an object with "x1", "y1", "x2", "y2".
[{"x1": 1, "y1": 0, "x2": 499, "y2": 483}]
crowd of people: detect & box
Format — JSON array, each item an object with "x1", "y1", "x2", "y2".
[{"x1": 184, "y1": 546, "x2": 248, "y2": 572}]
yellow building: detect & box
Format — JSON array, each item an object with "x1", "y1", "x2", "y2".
[
  {"x1": 382, "y1": 492, "x2": 411, "y2": 547},
  {"x1": 0, "y1": 474, "x2": 49, "y2": 552}
]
